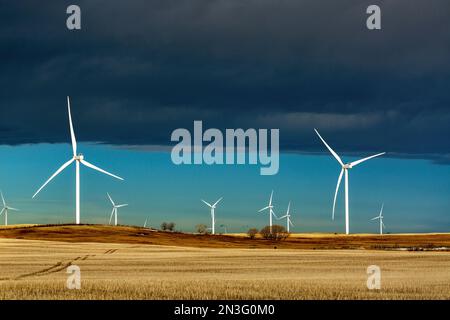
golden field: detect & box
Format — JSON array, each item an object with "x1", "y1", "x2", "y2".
[{"x1": 0, "y1": 225, "x2": 449, "y2": 300}]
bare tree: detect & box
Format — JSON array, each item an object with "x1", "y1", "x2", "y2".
[
  {"x1": 247, "y1": 228, "x2": 258, "y2": 239},
  {"x1": 196, "y1": 224, "x2": 208, "y2": 234},
  {"x1": 260, "y1": 225, "x2": 289, "y2": 240},
  {"x1": 167, "y1": 222, "x2": 175, "y2": 231}
]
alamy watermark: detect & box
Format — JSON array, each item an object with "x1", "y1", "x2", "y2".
[
  {"x1": 366, "y1": 5, "x2": 381, "y2": 30},
  {"x1": 66, "y1": 5, "x2": 81, "y2": 30},
  {"x1": 366, "y1": 265, "x2": 381, "y2": 290},
  {"x1": 171, "y1": 121, "x2": 279, "y2": 175},
  {"x1": 67, "y1": 265, "x2": 81, "y2": 290}
]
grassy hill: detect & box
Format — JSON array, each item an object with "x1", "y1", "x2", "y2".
[{"x1": 1, "y1": 224, "x2": 449, "y2": 250}]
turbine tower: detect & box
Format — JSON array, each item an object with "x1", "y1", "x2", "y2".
[
  {"x1": 201, "y1": 197, "x2": 223, "y2": 235},
  {"x1": 0, "y1": 191, "x2": 19, "y2": 226},
  {"x1": 278, "y1": 201, "x2": 294, "y2": 233},
  {"x1": 107, "y1": 193, "x2": 128, "y2": 226},
  {"x1": 33, "y1": 97, "x2": 124, "y2": 224},
  {"x1": 371, "y1": 203, "x2": 385, "y2": 235},
  {"x1": 259, "y1": 190, "x2": 278, "y2": 233},
  {"x1": 314, "y1": 129, "x2": 385, "y2": 235}
]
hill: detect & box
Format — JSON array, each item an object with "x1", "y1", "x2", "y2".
[{"x1": 1, "y1": 224, "x2": 449, "y2": 250}]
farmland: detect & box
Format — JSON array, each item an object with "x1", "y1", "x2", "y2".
[{"x1": 0, "y1": 225, "x2": 449, "y2": 300}]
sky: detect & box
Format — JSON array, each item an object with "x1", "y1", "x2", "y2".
[{"x1": 0, "y1": 1, "x2": 449, "y2": 232}]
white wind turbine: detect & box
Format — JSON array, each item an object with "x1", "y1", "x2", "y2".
[
  {"x1": 33, "y1": 96, "x2": 124, "y2": 224},
  {"x1": 107, "y1": 193, "x2": 128, "y2": 226},
  {"x1": 219, "y1": 224, "x2": 228, "y2": 234},
  {"x1": 143, "y1": 217, "x2": 149, "y2": 228},
  {"x1": 201, "y1": 197, "x2": 223, "y2": 235},
  {"x1": 258, "y1": 190, "x2": 279, "y2": 233},
  {"x1": 314, "y1": 129, "x2": 385, "y2": 235},
  {"x1": 0, "y1": 191, "x2": 19, "y2": 226},
  {"x1": 371, "y1": 203, "x2": 386, "y2": 235},
  {"x1": 278, "y1": 201, "x2": 294, "y2": 233}
]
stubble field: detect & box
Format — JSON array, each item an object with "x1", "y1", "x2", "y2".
[{"x1": 0, "y1": 234, "x2": 449, "y2": 299}]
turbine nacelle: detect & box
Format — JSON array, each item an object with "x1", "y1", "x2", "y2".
[
  {"x1": 343, "y1": 163, "x2": 352, "y2": 169},
  {"x1": 74, "y1": 154, "x2": 84, "y2": 161}
]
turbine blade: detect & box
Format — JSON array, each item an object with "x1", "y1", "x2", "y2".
[
  {"x1": 314, "y1": 129, "x2": 344, "y2": 166},
  {"x1": 7, "y1": 207, "x2": 19, "y2": 211},
  {"x1": 269, "y1": 190, "x2": 273, "y2": 206},
  {"x1": 286, "y1": 201, "x2": 291, "y2": 215},
  {"x1": 332, "y1": 169, "x2": 344, "y2": 220},
  {"x1": 371, "y1": 216, "x2": 380, "y2": 220},
  {"x1": 33, "y1": 159, "x2": 75, "y2": 198},
  {"x1": 278, "y1": 215, "x2": 288, "y2": 220},
  {"x1": 107, "y1": 193, "x2": 115, "y2": 206},
  {"x1": 201, "y1": 200, "x2": 212, "y2": 207},
  {"x1": 289, "y1": 219, "x2": 294, "y2": 227},
  {"x1": 258, "y1": 206, "x2": 270, "y2": 212},
  {"x1": 213, "y1": 197, "x2": 223, "y2": 207},
  {"x1": 67, "y1": 96, "x2": 77, "y2": 157},
  {"x1": 0, "y1": 191, "x2": 5, "y2": 207},
  {"x1": 116, "y1": 204, "x2": 128, "y2": 208},
  {"x1": 379, "y1": 203, "x2": 384, "y2": 217},
  {"x1": 80, "y1": 160, "x2": 124, "y2": 181},
  {"x1": 0, "y1": 208, "x2": 4, "y2": 216},
  {"x1": 109, "y1": 208, "x2": 115, "y2": 225},
  {"x1": 382, "y1": 221, "x2": 386, "y2": 228},
  {"x1": 350, "y1": 152, "x2": 385, "y2": 167},
  {"x1": 271, "y1": 210, "x2": 279, "y2": 220}
]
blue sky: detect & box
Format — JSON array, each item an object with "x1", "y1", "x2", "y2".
[
  {"x1": 1, "y1": 1, "x2": 450, "y2": 233},
  {"x1": 1, "y1": 143, "x2": 449, "y2": 233}
]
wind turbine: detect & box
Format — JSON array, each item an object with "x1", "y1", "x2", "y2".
[
  {"x1": 0, "y1": 191, "x2": 19, "y2": 226},
  {"x1": 314, "y1": 129, "x2": 385, "y2": 235},
  {"x1": 371, "y1": 203, "x2": 385, "y2": 235},
  {"x1": 143, "y1": 217, "x2": 149, "y2": 228},
  {"x1": 258, "y1": 190, "x2": 278, "y2": 233},
  {"x1": 107, "y1": 193, "x2": 128, "y2": 226},
  {"x1": 219, "y1": 224, "x2": 227, "y2": 234},
  {"x1": 278, "y1": 201, "x2": 294, "y2": 233},
  {"x1": 33, "y1": 97, "x2": 124, "y2": 224},
  {"x1": 201, "y1": 197, "x2": 223, "y2": 235}
]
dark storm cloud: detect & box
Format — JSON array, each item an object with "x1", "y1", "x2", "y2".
[{"x1": 1, "y1": 0, "x2": 450, "y2": 162}]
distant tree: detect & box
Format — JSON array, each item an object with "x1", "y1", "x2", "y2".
[
  {"x1": 196, "y1": 224, "x2": 208, "y2": 234},
  {"x1": 260, "y1": 225, "x2": 289, "y2": 241},
  {"x1": 167, "y1": 222, "x2": 176, "y2": 231},
  {"x1": 247, "y1": 228, "x2": 258, "y2": 239},
  {"x1": 160, "y1": 222, "x2": 168, "y2": 231}
]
